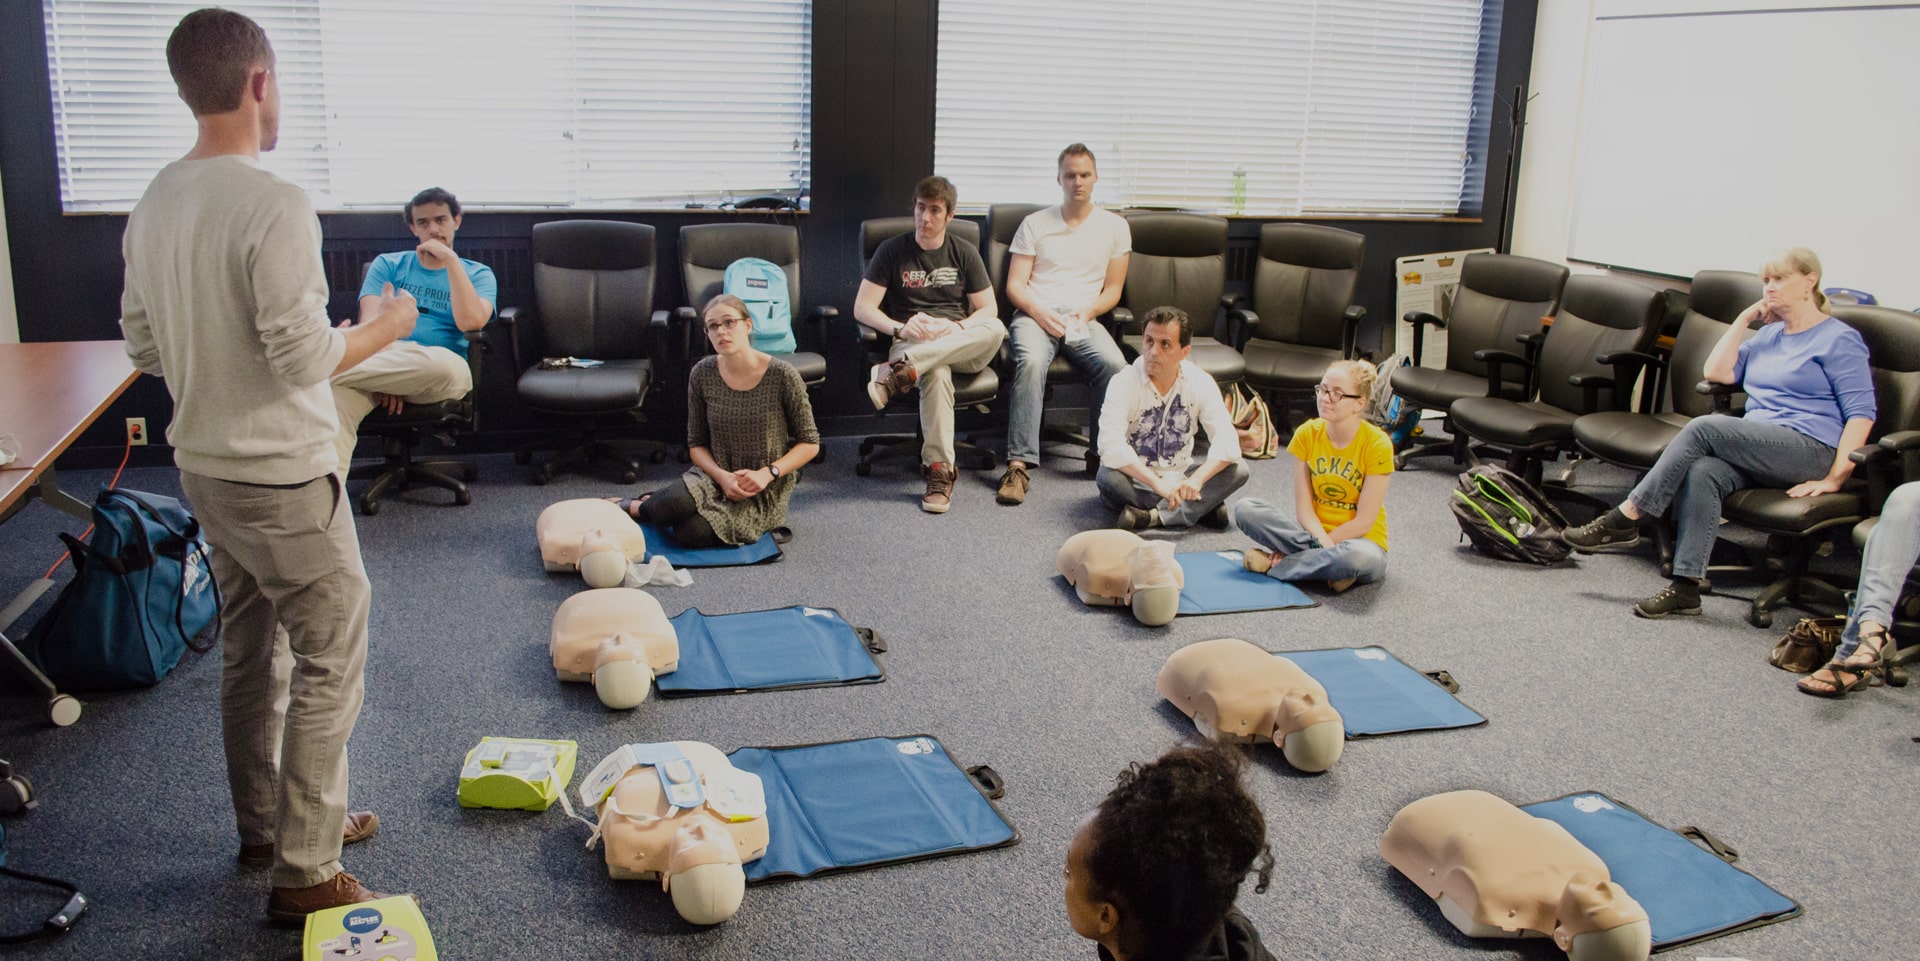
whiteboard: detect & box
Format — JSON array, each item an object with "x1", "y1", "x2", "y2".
[{"x1": 1566, "y1": 4, "x2": 1920, "y2": 309}]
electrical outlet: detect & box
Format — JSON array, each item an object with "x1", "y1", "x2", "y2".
[{"x1": 126, "y1": 417, "x2": 147, "y2": 446}]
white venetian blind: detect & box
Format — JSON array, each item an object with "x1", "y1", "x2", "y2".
[
  {"x1": 43, "y1": 0, "x2": 812, "y2": 213},
  {"x1": 936, "y1": 0, "x2": 1485, "y2": 217}
]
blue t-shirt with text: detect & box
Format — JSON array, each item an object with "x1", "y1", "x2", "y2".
[{"x1": 360, "y1": 250, "x2": 497, "y2": 355}]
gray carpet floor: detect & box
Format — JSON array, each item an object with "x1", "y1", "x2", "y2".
[{"x1": 1, "y1": 430, "x2": 1915, "y2": 960}]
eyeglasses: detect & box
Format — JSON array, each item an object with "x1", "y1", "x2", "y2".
[
  {"x1": 1314, "y1": 385, "x2": 1363, "y2": 401},
  {"x1": 704, "y1": 316, "x2": 745, "y2": 334}
]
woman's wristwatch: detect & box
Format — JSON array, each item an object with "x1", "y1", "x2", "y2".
[{"x1": 767, "y1": 463, "x2": 782, "y2": 479}]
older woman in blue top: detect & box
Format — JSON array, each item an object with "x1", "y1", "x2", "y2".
[{"x1": 1562, "y1": 247, "x2": 1875, "y2": 619}]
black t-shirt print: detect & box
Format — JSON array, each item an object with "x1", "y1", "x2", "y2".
[{"x1": 863, "y1": 231, "x2": 991, "y2": 322}]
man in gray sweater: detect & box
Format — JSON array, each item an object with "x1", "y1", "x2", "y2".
[{"x1": 119, "y1": 8, "x2": 416, "y2": 921}]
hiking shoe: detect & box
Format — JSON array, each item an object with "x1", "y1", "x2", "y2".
[
  {"x1": 1633, "y1": 582, "x2": 1701, "y2": 619},
  {"x1": 1562, "y1": 511, "x2": 1642, "y2": 553},
  {"x1": 1242, "y1": 549, "x2": 1277, "y2": 575},
  {"x1": 1198, "y1": 504, "x2": 1230, "y2": 530},
  {"x1": 995, "y1": 463, "x2": 1030, "y2": 505},
  {"x1": 867, "y1": 359, "x2": 918, "y2": 410},
  {"x1": 267, "y1": 871, "x2": 393, "y2": 922},
  {"x1": 921, "y1": 462, "x2": 956, "y2": 513},
  {"x1": 1115, "y1": 505, "x2": 1154, "y2": 531},
  {"x1": 240, "y1": 810, "x2": 379, "y2": 865}
]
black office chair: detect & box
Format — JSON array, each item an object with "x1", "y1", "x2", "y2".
[
  {"x1": 1847, "y1": 431, "x2": 1920, "y2": 651},
  {"x1": 1113, "y1": 211, "x2": 1246, "y2": 387},
  {"x1": 1446, "y1": 274, "x2": 1664, "y2": 488},
  {"x1": 1391, "y1": 253, "x2": 1569, "y2": 468},
  {"x1": 676, "y1": 223, "x2": 834, "y2": 392},
  {"x1": 1707, "y1": 304, "x2": 1920, "y2": 627},
  {"x1": 1229, "y1": 223, "x2": 1367, "y2": 426},
  {"x1": 347, "y1": 327, "x2": 488, "y2": 515},
  {"x1": 983, "y1": 202, "x2": 1103, "y2": 474},
  {"x1": 505, "y1": 220, "x2": 674, "y2": 485},
  {"x1": 854, "y1": 217, "x2": 999, "y2": 477}
]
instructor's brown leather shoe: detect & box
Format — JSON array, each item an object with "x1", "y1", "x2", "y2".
[
  {"x1": 267, "y1": 870, "x2": 392, "y2": 923},
  {"x1": 239, "y1": 810, "x2": 379, "y2": 864}
]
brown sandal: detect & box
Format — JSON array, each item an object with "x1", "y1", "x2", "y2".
[{"x1": 1797, "y1": 625, "x2": 1890, "y2": 698}]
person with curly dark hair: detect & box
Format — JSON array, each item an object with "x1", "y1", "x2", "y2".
[{"x1": 1064, "y1": 742, "x2": 1278, "y2": 961}]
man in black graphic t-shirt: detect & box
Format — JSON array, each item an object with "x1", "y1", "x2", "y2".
[{"x1": 854, "y1": 175, "x2": 1005, "y2": 514}]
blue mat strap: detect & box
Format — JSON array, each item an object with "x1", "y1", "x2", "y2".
[
  {"x1": 1175, "y1": 551, "x2": 1318, "y2": 615},
  {"x1": 1522, "y1": 792, "x2": 1801, "y2": 949},
  {"x1": 1279, "y1": 647, "x2": 1486, "y2": 738},
  {"x1": 655, "y1": 606, "x2": 883, "y2": 697},
  {"x1": 728, "y1": 736, "x2": 1018, "y2": 883},
  {"x1": 639, "y1": 524, "x2": 782, "y2": 568}
]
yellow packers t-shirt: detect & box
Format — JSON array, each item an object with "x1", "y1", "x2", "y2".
[{"x1": 1287, "y1": 419, "x2": 1393, "y2": 551}]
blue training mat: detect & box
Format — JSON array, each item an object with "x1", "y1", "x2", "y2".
[
  {"x1": 1278, "y1": 647, "x2": 1485, "y2": 738},
  {"x1": 639, "y1": 524, "x2": 782, "y2": 567},
  {"x1": 1175, "y1": 551, "x2": 1318, "y2": 615},
  {"x1": 728, "y1": 735, "x2": 1017, "y2": 883},
  {"x1": 1523, "y1": 792, "x2": 1801, "y2": 950},
  {"x1": 654, "y1": 605, "x2": 884, "y2": 697}
]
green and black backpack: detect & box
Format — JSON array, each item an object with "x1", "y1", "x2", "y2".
[{"x1": 1449, "y1": 465, "x2": 1571, "y2": 565}]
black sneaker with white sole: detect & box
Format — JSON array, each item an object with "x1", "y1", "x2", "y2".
[
  {"x1": 1562, "y1": 514, "x2": 1642, "y2": 553},
  {"x1": 1633, "y1": 582, "x2": 1701, "y2": 618}
]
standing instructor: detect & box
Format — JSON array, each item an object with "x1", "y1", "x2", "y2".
[{"x1": 119, "y1": 8, "x2": 415, "y2": 920}]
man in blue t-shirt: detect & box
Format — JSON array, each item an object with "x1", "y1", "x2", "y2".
[{"x1": 329, "y1": 186, "x2": 497, "y2": 472}]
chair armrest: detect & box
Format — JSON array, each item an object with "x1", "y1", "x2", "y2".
[
  {"x1": 1221, "y1": 293, "x2": 1242, "y2": 312},
  {"x1": 1569, "y1": 372, "x2": 1617, "y2": 412},
  {"x1": 650, "y1": 309, "x2": 670, "y2": 330},
  {"x1": 1342, "y1": 304, "x2": 1367, "y2": 359},
  {"x1": 1110, "y1": 306, "x2": 1137, "y2": 337},
  {"x1": 498, "y1": 305, "x2": 527, "y2": 374},
  {"x1": 1595, "y1": 349, "x2": 1662, "y2": 370},
  {"x1": 1877, "y1": 430, "x2": 1920, "y2": 453},
  {"x1": 1474, "y1": 348, "x2": 1533, "y2": 400},
  {"x1": 1403, "y1": 310, "x2": 1444, "y2": 329},
  {"x1": 1516, "y1": 330, "x2": 1546, "y2": 347},
  {"x1": 1592, "y1": 349, "x2": 1663, "y2": 412},
  {"x1": 1875, "y1": 430, "x2": 1920, "y2": 489},
  {"x1": 1224, "y1": 307, "x2": 1259, "y2": 351},
  {"x1": 1696, "y1": 379, "x2": 1741, "y2": 415}
]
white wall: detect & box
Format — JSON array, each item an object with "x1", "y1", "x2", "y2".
[{"x1": 0, "y1": 165, "x2": 17, "y2": 343}]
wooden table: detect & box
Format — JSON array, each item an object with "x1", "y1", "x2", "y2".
[{"x1": 0, "y1": 340, "x2": 140, "y2": 726}]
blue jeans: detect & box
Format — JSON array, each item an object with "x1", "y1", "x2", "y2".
[
  {"x1": 1625, "y1": 414, "x2": 1836, "y2": 579},
  {"x1": 1006, "y1": 315, "x2": 1126, "y2": 466},
  {"x1": 1231, "y1": 497, "x2": 1388, "y2": 585},
  {"x1": 1836, "y1": 480, "x2": 1920, "y2": 657},
  {"x1": 1095, "y1": 461, "x2": 1250, "y2": 528}
]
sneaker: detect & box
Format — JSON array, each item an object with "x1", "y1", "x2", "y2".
[
  {"x1": 240, "y1": 810, "x2": 379, "y2": 865},
  {"x1": 1115, "y1": 505, "x2": 1154, "y2": 531},
  {"x1": 921, "y1": 462, "x2": 956, "y2": 513},
  {"x1": 1242, "y1": 549, "x2": 1277, "y2": 574},
  {"x1": 995, "y1": 463, "x2": 1030, "y2": 505},
  {"x1": 1327, "y1": 577, "x2": 1358, "y2": 593},
  {"x1": 267, "y1": 871, "x2": 394, "y2": 922},
  {"x1": 1633, "y1": 582, "x2": 1701, "y2": 619},
  {"x1": 1198, "y1": 504, "x2": 1230, "y2": 530},
  {"x1": 1562, "y1": 511, "x2": 1642, "y2": 553},
  {"x1": 867, "y1": 359, "x2": 918, "y2": 410}
]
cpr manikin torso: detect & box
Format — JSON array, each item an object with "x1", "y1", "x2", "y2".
[
  {"x1": 1057, "y1": 530, "x2": 1184, "y2": 626},
  {"x1": 1380, "y1": 790, "x2": 1652, "y2": 961},
  {"x1": 550, "y1": 588, "x2": 678, "y2": 709},
  {"x1": 581, "y1": 741, "x2": 769, "y2": 925},
  {"x1": 538, "y1": 499, "x2": 649, "y2": 588},
  {"x1": 1155, "y1": 638, "x2": 1345, "y2": 772}
]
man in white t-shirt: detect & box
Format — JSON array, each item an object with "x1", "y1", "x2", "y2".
[{"x1": 994, "y1": 144, "x2": 1131, "y2": 506}]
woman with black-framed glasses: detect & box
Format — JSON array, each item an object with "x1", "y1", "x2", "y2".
[
  {"x1": 610, "y1": 294, "x2": 820, "y2": 547},
  {"x1": 1231, "y1": 359, "x2": 1393, "y2": 592}
]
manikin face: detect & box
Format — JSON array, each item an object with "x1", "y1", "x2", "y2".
[
  {"x1": 408, "y1": 202, "x2": 462, "y2": 248},
  {"x1": 1063, "y1": 815, "x2": 1115, "y2": 943},
  {"x1": 1058, "y1": 154, "x2": 1098, "y2": 205},
  {"x1": 1139, "y1": 320, "x2": 1191, "y2": 385},
  {"x1": 703, "y1": 303, "x2": 752, "y2": 355},
  {"x1": 913, "y1": 196, "x2": 953, "y2": 248},
  {"x1": 1761, "y1": 266, "x2": 1817, "y2": 313},
  {"x1": 1314, "y1": 368, "x2": 1365, "y2": 421}
]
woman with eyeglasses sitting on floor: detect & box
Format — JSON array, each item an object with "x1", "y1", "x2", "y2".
[
  {"x1": 1231, "y1": 358, "x2": 1393, "y2": 593},
  {"x1": 1797, "y1": 479, "x2": 1917, "y2": 696},
  {"x1": 611, "y1": 294, "x2": 820, "y2": 547},
  {"x1": 1561, "y1": 247, "x2": 1876, "y2": 620}
]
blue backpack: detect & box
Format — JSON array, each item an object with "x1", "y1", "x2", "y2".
[
  {"x1": 723, "y1": 257, "x2": 796, "y2": 354},
  {"x1": 22, "y1": 488, "x2": 219, "y2": 691}
]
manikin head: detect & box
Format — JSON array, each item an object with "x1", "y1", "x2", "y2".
[
  {"x1": 598, "y1": 742, "x2": 765, "y2": 925},
  {"x1": 167, "y1": 7, "x2": 280, "y2": 151},
  {"x1": 1057, "y1": 530, "x2": 1183, "y2": 627},
  {"x1": 578, "y1": 530, "x2": 629, "y2": 589},
  {"x1": 1555, "y1": 876, "x2": 1653, "y2": 961},
  {"x1": 1066, "y1": 742, "x2": 1274, "y2": 961}
]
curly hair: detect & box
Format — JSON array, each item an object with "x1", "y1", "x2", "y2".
[{"x1": 1083, "y1": 741, "x2": 1275, "y2": 960}]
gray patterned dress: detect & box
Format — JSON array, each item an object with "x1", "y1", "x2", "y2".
[{"x1": 684, "y1": 356, "x2": 820, "y2": 544}]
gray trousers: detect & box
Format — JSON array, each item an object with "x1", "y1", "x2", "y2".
[
  {"x1": 1095, "y1": 461, "x2": 1250, "y2": 528},
  {"x1": 180, "y1": 471, "x2": 371, "y2": 889},
  {"x1": 889, "y1": 317, "x2": 1007, "y2": 466}
]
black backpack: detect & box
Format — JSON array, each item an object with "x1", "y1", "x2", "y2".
[{"x1": 1450, "y1": 465, "x2": 1571, "y2": 564}]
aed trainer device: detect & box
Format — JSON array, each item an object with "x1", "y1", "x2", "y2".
[{"x1": 303, "y1": 895, "x2": 435, "y2": 961}]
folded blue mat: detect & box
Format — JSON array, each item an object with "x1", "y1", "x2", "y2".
[
  {"x1": 728, "y1": 736, "x2": 1017, "y2": 882},
  {"x1": 1523, "y1": 792, "x2": 1800, "y2": 949},
  {"x1": 1176, "y1": 551, "x2": 1318, "y2": 615},
  {"x1": 1278, "y1": 647, "x2": 1485, "y2": 737},
  {"x1": 639, "y1": 524, "x2": 782, "y2": 567},
  {"x1": 655, "y1": 605, "x2": 884, "y2": 697}
]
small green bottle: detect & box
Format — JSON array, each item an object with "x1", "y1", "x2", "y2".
[{"x1": 1230, "y1": 165, "x2": 1246, "y2": 216}]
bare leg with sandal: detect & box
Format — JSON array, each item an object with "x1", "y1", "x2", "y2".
[{"x1": 1798, "y1": 481, "x2": 1919, "y2": 697}]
